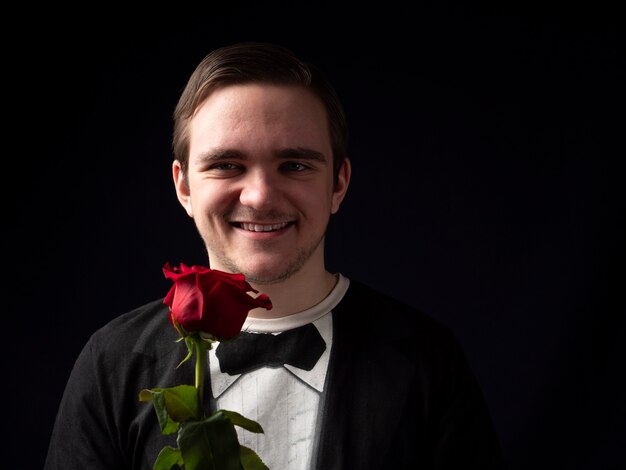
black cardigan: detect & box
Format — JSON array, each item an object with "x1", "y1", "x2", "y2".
[{"x1": 45, "y1": 279, "x2": 504, "y2": 469}]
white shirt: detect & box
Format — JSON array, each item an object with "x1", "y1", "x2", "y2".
[{"x1": 209, "y1": 274, "x2": 350, "y2": 469}]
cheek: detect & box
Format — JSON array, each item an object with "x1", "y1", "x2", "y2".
[
  {"x1": 301, "y1": 191, "x2": 335, "y2": 223},
  {"x1": 189, "y1": 182, "x2": 233, "y2": 213}
]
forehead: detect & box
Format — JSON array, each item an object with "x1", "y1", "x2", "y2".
[{"x1": 189, "y1": 83, "x2": 331, "y2": 153}]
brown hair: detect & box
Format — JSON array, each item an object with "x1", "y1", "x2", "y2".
[{"x1": 172, "y1": 42, "x2": 348, "y2": 185}]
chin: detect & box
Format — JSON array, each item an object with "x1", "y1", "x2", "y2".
[
  {"x1": 237, "y1": 257, "x2": 307, "y2": 285},
  {"x1": 211, "y1": 244, "x2": 320, "y2": 285},
  {"x1": 241, "y1": 268, "x2": 295, "y2": 286}
]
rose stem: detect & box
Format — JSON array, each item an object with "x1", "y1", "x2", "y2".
[{"x1": 194, "y1": 337, "x2": 208, "y2": 418}]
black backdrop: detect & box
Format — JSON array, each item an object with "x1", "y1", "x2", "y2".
[{"x1": 7, "y1": 5, "x2": 624, "y2": 469}]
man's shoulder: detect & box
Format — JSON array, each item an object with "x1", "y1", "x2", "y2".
[
  {"x1": 340, "y1": 278, "x2": 441, "y2": 323},
  {"x1": 338, "y1": 278, "x2": 457, "y2": 345},
  {"x1": 87, "y1": 297, "x2": 176, "y2": 355},
  {"x1": 97, "y1": 297, "x2": 169, "y2": 332}
]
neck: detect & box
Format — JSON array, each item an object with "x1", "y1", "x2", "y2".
[{"x1": 247, "y1": 269, "x2": 338, "y2": 319}]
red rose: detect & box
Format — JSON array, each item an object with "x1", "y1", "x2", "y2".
[{"x1": 162, "y1": 262, "x2": 272, "y2": 339}]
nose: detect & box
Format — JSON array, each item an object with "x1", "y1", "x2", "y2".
[{"x1": 238, "y1": 170, "x2": 279, "y2": 210}]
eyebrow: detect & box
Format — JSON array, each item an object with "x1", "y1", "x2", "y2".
[
  {"x1": 195, "y1": 147, "x2": 328, "y2": 164},
  {"x1": 277, "y1": 147, "x2": 327, "y2": 163},
  {"x1": 194, "y1": 149, "x2": 245, "y2": 164}
]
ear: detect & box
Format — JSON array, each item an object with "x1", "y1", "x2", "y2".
[
  {"x1": 331, "y1": 157, "x2": 351, "y2": 214},
  {"x1": 172, "y1": 160, "x2": 194, "y2": 217}
]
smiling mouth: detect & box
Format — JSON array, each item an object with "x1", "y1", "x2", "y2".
[{"x1": 233, "y1": 222, "x2": 293, "y2": 232}]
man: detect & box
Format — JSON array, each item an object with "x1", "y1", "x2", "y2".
[{"x1": 45, "y1": 42, "x2": 504, "y2": 469}]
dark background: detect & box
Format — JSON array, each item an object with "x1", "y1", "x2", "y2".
[{"x1": 6, "y1": 4, "x2": 624, "y2": 469}]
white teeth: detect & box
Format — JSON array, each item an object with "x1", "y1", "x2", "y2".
[{"x1": 240, "y1": 222, "x2": 288, "y2": 232}]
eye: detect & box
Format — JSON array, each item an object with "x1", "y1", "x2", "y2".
[
  {"x1": 280, "y1": 161, "x2": 310, "y2": 172},
  {"x1": 201, "y1": 161, "x2": 245, "y2": 178},
  {"x1": 210, "y1": 162, "x2": 241, "y2": 171}
]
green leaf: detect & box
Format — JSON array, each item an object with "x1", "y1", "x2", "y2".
[
  {"x1": 139, "y1": 388, "x2": 155, "y2": 402},
  {"x1": 239, "y1": 445, "x2": 269, "y2": 470},
  {"x1": 153, "y1": 391, "x2": 180, "y2": 435},
  {"x1": 163, "y1": 385, "x2": 202, "y2": 422},
  {"x1": 140, "y1": 385, "x2": 201, "y2": 435},
  {"x1": 178, "y1": 413, "x2": 241, "y2": 470},
  {"x1": 153, "y1": 446, "x2": 184, "y2": 470},
  {"x1": 219, "y1": 409, "x2": 264, "y2": 434}
]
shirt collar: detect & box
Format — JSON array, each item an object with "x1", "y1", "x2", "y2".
[{"x1": 209, "y1": 275, "x2": 349, "y2": 397}]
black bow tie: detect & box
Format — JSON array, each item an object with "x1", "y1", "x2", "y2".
[{"x1": 215, "y1": 323, "x2": 326, "y2": 375}]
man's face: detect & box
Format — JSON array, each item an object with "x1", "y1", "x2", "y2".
[{"x1": 173, "y1": 83, "x2": 350, "y2": 285}]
